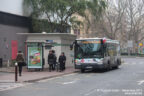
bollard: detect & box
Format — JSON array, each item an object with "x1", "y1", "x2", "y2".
[
  {"x1": 7, "y1": 60, "x2": 10, "y2": 67},
  {"x1": 15, "y1": 62, "x2": 18, "y2": 82}
]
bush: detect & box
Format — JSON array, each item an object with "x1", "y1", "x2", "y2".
[{"x1": 11, "y1": 60, "x2": 17, "y2": 67}]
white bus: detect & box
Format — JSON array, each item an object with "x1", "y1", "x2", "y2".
[{"x1": 70, "y1": 38, "x2": 121, "y2": 72}]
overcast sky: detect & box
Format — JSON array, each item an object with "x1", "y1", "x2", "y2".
[
  {"x1": 0, "y1": 0, "x2": 24, "y2": 16},
  {"x1": 0, "y1": 0, "x2": 119, "y2": 16}
]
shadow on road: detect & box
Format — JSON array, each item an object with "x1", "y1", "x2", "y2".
[{"x1": 76, "y1": 67, "x2": 121, "y2": 74}]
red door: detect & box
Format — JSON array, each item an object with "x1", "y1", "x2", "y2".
[{"x1": 11, "y1": 40, "x2": 18, "y2": 60}]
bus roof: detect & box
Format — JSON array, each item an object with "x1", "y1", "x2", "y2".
[
  {"x1": 106, "y1": 40, "x2": 119, "y2": 44},
  {"x1": 76, "y1": 37, "x2": 103, "y2": 40},
  {"x1": 76, "y1": 37, "x2": 119, "y2": 44}
]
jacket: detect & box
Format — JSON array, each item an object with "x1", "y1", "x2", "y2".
[
  {"x1": 48, "y1": 54, "x2": 55, "y2": 65},
  {"x1": 16, "y1": 53, "x2": 24, "y2": 63},
  {"x1": 59, "y1": 55, "x2": 66, "y2": 64}
]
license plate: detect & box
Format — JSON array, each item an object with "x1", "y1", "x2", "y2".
[{"x1": 86, "y1": 66, "x2": 93, "y2": 69}]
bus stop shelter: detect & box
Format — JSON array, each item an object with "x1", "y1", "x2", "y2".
[{"x1": 17, "y1": 33, "x2": 76, "y2": 70}]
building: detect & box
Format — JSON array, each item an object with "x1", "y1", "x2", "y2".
[
  {"x1": 0, "y1": 0, "x2": 30, "y2": 66},
  {"x1": 18, "y1": 33, "x2": 76, "y2": 68},
  {"x1": 0, "y1": 0, "x2": 74, "y2": 67}
]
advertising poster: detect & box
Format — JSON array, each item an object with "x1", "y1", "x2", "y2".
[
  {"x1": 28, "y1": 47, "x2": 42, "y2": 68},
  {"x1": 11, "y1": 40, "x2": 18, "y2": 60}
]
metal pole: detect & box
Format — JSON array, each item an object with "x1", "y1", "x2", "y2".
[
  {"x1": 128, "y1": 47, "x2": 130, "y2": 56},
  {"x1": 15, "y1": 62, "x2": 18, "y2": 82},
  {"x1": 7, "y1": 59, "x2": 10, "y2": 67}
]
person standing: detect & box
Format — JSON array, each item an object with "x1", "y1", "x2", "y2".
[
  {"x1": 16, "y1": 51, "x2": 24, "y2": 76},
  {"x1": 62, "y1": 52, "x2": 66, "y2": 70},
  {"x1": 58, "y1": 52, "x2": 66, "y2": 71},
  {"x1": 52, "y1": 50, "x2": 57, "y2": 70},
  {"x1": 48, "y1": 50, "x2": 55, "y2": 72}
]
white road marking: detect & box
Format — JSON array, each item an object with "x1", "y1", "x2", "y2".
[
  {"x1": 137, "y1": 80, "x2": 144, "y2": 85},
  {"x1": 62, "y1": 80, "x2": 77, "y2": 85},
  {"x1": 84, "y1": 90, "x2": 97, "y2": 96},
  {"x1": 83, "y1": 89, "x2": 97, "y2": 96},
  {"x1": 0, "y1": 83, "x2": 30, "y2": 92},
  {"x1": 123, "y1": 63, "x2": 128, "y2": 65},
  {"x1": 123, "y1": 62, "x2": 143, "y2": 65}
]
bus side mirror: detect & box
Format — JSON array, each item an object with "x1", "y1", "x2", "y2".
[{"x1": 70, "y1": 44, "x2": 73, "y2": 50}]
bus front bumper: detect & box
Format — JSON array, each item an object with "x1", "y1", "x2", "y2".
[{"x1": 75, "y1": 63, "x2": 105, "y2": 69}]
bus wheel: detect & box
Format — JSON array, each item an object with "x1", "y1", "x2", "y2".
[
  {"x1": 81, "y1": 69, "x2": 85, "y2": 73},
  {"x1": 117, "y1": 59, "x2": 121, "y2": 65},
  {"x1": 113, "y1": 66, "x2": 119, "y2": 69},
  {"x1": 113, "y1": 60, "x2": 120, "y2": 69},
  {"x1": 107, "y1": 61, "x2": 112, "y2": 71},
  {"x1": 114, "y1": 66, "x2": 119, "y2": 69}
]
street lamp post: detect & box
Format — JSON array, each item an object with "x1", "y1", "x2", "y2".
[{"x1": 15, "y1": 62, "x2": 18, "y2": 82}]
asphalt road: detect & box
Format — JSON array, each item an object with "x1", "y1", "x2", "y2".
[{"x1": 1, "y1": 57, "x2": 144, "y2": 96}]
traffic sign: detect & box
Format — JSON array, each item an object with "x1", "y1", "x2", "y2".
[
  {"x1": 139, "y1": 43, "x2": 143, "y2": 47},
  {"x1": 127, "y1": 40, "x2": 133, "y2": 48}
]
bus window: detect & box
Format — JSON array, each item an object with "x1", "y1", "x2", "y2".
[
  {"x1": 75, "y1": 40, "x2": 103, "y2": 59},
  {"x1": 107, "y1": 43, "x2": 118, "y2": 56}
]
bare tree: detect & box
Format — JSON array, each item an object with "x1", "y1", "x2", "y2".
[
  {"x1": 78, "y1": 0, "x2": 125, "y2": 39},
  {"x1": 79, "y1": 0, "x2": 144, "y2": 53},
  {"x1": 88, "y1": 0, "x2": 144, "y2": 53},
  {"x1": 125, "y1": 0, "x2": 144, "y2": 52},
  {"x1": 99, "y1": 0, "x2": 127, "y2": 39}
]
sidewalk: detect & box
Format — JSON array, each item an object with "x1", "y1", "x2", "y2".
[{"x1": 0, "y1": 67, "x2": 78, "y2": 83}]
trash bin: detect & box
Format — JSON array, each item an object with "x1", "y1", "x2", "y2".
[{"x1": 0, "y1": 58, "x2": 2, "y2": 68}]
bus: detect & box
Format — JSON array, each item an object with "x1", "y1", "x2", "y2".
[{"x1": 70, "y1": 38, "x2": 121, "y2": 72}]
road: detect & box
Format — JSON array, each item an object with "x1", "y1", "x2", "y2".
[{"x1": 0, "y1": 57, "x2": 144, "y2": 96}]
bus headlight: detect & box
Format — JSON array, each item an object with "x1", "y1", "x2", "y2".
[{"x1": 75, "y1": 63, "x2": 81, "y2": 65}]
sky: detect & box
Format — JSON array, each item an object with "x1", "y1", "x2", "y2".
[
  {"x1": 0, "y1": 0, "x2": 24, "y2": 16},
  {"x1": 0, "y1": 0, "x2": 119, "y2": 16},
  {"x1": 113, "y1": 0, "x2": 118, "y2": 6}
]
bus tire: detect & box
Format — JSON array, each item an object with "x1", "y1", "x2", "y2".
[
  {"x1": 107, "y1": 61, "x2": 112, "y2": 71},
  {"x1": 81, "y1": 69, "x2": 85, "y2": 73},
  {"x1": 113, "y1": 66, "x2": 119, "y2": 69},
  {"x1": 117, "y1": 59, "x2": 121, "y2": 65}
]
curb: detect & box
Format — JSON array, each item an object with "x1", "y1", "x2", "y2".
[
  {"x1": 0, "y1": 71, "x2": 78, "y2": 83},
  {"x1": 23, "y1": 71, "x2": 78, "y2": 83},
  {"x1": 0, "y1": 80, "x2": 15, "y2": 83},
  {"x1": 0, "y1": 71, "x2": 14, "y2": 73}
]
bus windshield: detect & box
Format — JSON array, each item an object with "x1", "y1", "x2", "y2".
[{"x1": 75, "y1": 40, "x2": 104, "y2": 59}]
